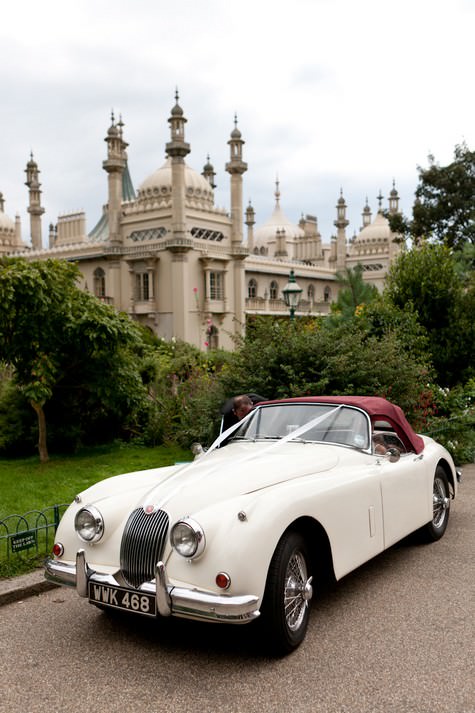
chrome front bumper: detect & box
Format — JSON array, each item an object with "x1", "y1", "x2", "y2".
[{"x1": 44, "y1": 550, "x2": 260, "y2": 624}]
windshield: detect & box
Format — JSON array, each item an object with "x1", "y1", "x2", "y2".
[{"x1": 231, "y1": 403, "x2": 370, "y2": 450}]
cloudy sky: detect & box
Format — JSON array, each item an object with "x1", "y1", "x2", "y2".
[{"x1": 1, "y1": 0, "x2": 473, "y2": 244}]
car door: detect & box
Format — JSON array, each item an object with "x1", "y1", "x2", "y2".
[{"x1": 378, "y1": 451, "x2": 431, "y2": 548}]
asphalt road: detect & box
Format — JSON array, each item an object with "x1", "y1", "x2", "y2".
[{"x1": 1, "y1": 466, "x2": 474, "y2": 713}]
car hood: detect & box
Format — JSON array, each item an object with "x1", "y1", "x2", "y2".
[{"x1": 138, "y1": 441, "x2": 340, "y2": 514}]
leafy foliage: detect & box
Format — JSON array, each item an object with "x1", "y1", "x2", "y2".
[
  {"x1": 388, "y1": 143, "x2": 475, "y2": 248},
  {"x1": 218, "y1": 316, "x2": 433, "y2": 426},
  {"x1": 140, "y1": 339, "x2": 231, "y2": 448},
  {"x1": 330, "y1": 264, "x2": 379, "y2": 322},
  {"x1": 0, "y1": 258, "x2": 149, "y2": 460},
  {"x1": 384, "y1": 244, "x2": 475, "y2": 386}
]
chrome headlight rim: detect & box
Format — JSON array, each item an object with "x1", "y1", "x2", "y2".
[
  {"x1": 74, "y1": 506, "x2": 104, "y2": 543},
  {"x1": 170, "y1": 517, "x2": 206, "y2": 559}
]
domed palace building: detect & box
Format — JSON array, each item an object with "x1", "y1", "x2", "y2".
[{"x1": 1, "y1": 94, "x2": 402, "y2": 350}]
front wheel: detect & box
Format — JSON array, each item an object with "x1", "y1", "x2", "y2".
[
  {"x1": 260, "y1": 531, "x2": 313, "y2": 655},
  {"x1": 419, "y1": 466, "x2": 451, "y2": 542}
]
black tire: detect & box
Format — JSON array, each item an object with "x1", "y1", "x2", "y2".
[
  {"x1": 260, "y1": 531, "x2": 313, "y2": 656},
  {"x1": 419, "y1": 466, "x2": 451, "y2": 542}
]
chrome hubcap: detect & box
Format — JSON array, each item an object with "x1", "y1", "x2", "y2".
[
  {"x1": 284, "y1": 550, "x2": 313, "y2": 631},
  {"x1": 433, "y1": 477, "x2": 449, "y2": 528}
]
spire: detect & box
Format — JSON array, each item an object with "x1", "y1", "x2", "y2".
[
  {"x1": 102, "y1": 111, "x2": 128, "y2": 244},
  {"x1": 333, "y1": 188, "x2": 348, "y2": 270},
  {"x1": 388, "y1": 180, "x2": 399, "y2": 214},
  {"x1": 226, "y1": 114, "x2": 247, "y2": 172},
  {"x1": 166, "y1": 90, "x2": 190, "y2": 158},
  {"x1": 361, "y1": 196, "x2": 372, "y2": 228},
  {"x1": 377, "y1": 190, "x2": 384, "y2": 213},
  {"x1": 25, "y1": 152, "x2": 45, "y2": 250},
  {"x1": 202, "y1": 154, "x2": 216, "y2": 189},
  {"x1": 274, "y1": 176, "x2": 281, "y2": 208},
  {"x1": 245, "y1": 200, "x2": 255, "y2": 252},
  {"x1": 334, "y1": 188, "x2": 349, "y2": 229}
]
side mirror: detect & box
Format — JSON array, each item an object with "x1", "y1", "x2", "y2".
[{"x1": 386, "y1": 447, "x2": 401, "y2": 463}]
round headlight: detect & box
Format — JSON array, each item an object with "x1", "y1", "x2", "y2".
[
  {"x1": 74, "y1": 507, "x2": 104, "y2": 543},
  {"x1": 170, "y1": 518, "x2": 205, "y2": 558}
]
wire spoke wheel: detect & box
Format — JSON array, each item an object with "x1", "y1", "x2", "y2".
[
  {"x1": 419, "y1": 466, "x2": 451, "y2": 542},
  {"x1": 284, "y1": 550, "x2": 312, "y2": 632},
  {"x1": 261, "y1": 531, "x2": 313, "y2": 654},
  {"x1": 432, "y1": 474, "x2": 450, "y2": 529}
]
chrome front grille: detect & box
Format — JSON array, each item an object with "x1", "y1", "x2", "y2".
[{"x1": 120, "y1": 508, "x2": 169, "y2": 588}]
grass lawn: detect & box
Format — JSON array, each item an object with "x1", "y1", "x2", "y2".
[{"x1": 0, "y1": 442, "x2": 192, "y2": 577}]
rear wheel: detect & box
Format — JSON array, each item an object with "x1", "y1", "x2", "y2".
[
  {"x1": 260, "y1": 531, "x2": 313, "y2": 655},
  {"x1": 419, "y1": 466, "x2": 450, "y2": 542}
]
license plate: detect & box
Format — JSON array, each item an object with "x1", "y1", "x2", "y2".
[{"x1": 88, "y1": 582, "x2": 156, "y2": 617}]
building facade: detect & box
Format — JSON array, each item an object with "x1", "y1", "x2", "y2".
[{"x1": 1, "y1": 94, "x2": 402, "y2": 350}]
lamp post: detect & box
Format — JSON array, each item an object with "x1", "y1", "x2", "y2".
[{"x1": 282, "y1": 269, "x2": 303, "y2": 321}]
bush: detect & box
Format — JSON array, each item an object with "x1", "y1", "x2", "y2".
[
  {"x1": 423, "y1": 381, "x2": 475, "y2": 464},
  {"x1": 141, "y1": 340, "x2": 231, "y2": 448},
  {"x1": 217, "y1": 316, "x2": 434, "y2": 426}
]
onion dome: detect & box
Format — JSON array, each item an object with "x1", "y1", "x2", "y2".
[
  {"x1": 137, "y1": 157, "x2": 214, "y2": 208},
  {"x1": 349, "y1": 211, "x2": 391, "y2": 257},
  {"x1": 253, "y1": 180, "x2": 304, "y2": 255}
]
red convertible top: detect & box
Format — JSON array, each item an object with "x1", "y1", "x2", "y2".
[{"x1": 262, "y1": 395, "x2": 425, "y2": 454}]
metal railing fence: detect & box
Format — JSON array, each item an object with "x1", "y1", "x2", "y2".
[{"x1": 0, "y1": 504, "x2": 69, "y2": 561}]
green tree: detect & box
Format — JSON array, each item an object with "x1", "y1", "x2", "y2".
[
  {"x1": 0, "y1": 258, "x2": 147, "y2": 462},
  {"x1": 384, "y1": 244, "x2": 474, "y2": 386},
  {"x1": 388, "y1": 143, "x2": 475, "y2": 248},
  {"x1": 330, "y1": 264, "x2": 378, "y2": 322}
]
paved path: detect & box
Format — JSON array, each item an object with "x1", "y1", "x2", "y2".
[{"x1": 1, "y1": 465, "x2": 474, "y2": 713}]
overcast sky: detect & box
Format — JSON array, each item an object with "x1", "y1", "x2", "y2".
[{"x1": 1, "y1": 0, "x2": 473, "y2": 245}]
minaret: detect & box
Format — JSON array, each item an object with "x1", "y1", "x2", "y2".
[
  {"x1": 333, "y1": 189, "x2": 349, "y2": 269},
  {"x1": 361, "y1": 197, "x2": 372, "y2": 229},
  {"x1": 388, "y1": 181, "x2": 402, "y2": 258},
  {"x1": 103, "y1": 112, "x2": 127, "y2": 245},
  {"x1": 226, "y1": 114, "x2": 248, "y2": 246},
  {"x1": 166, "y1": 91, "x2": 190, "y2": 241},
  {"x1": 14, "y1": 214, "x2": 23, "y2": 248},
  {"x1": 245, "y1": 201, "x2": 255, "y2": 253},
  {"x1": 202, "y1": 155, "x2": 216, "y2": 189},
  {"x1": 225, "y1": 115, "x2": 248, "y2": 333},
  {"x1": 388, "y1": 180, "x2": 400, "y2": 214},
  {"x1": 165, "y1": 91, "x2": 192, "y2": 342},
  {"x1": 25, "y1": 153, "x2": 45, "y2": 250}
]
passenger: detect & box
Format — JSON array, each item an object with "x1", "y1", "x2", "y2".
[
  {"x1": 220, "y1": 393, "x2": 266, "y2": 432},
  {"x1": 232, "y1": 394, "x2": 254, "y2": 422}
]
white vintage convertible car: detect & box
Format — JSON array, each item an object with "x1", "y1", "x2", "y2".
[{"x1": 45, "y1": 396, "x2": 460, "y2": 654}]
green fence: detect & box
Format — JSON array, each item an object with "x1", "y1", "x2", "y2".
[{"x1": 0, "y1": 504, "x2": 69, "y2": 561}]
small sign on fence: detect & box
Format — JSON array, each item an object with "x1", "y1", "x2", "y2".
[{"x1": 11, "y1": 530, "x2": 37, "y2": 553}]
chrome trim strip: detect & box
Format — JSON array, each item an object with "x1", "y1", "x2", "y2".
[
  {"x1": 44, "y1": 557, "x2": 77, "y2": 587},
  {"x1": 44, "y1": 555, "x2": 260, "y2": 624}
]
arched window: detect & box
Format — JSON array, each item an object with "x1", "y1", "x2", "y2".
[
  {"x1": 307, "y1": 284, "x2": 315, "y2": 302},
  {"x1": 324, "y1": 286, "x2": 331, "y2": 303},
  {"x1": 248, "y1": 279, "x2": 257, "y2": 299},
  {"x1": 269, "y1": 280, "x2": 278, "y2": 300},
  {"x1": 93, "y1": 268, "x2": 106, "y2": 298}
]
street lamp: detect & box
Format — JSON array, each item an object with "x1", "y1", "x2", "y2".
[{"x1": 282, "y1": 269, "x2": 303, "y2": 320}]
